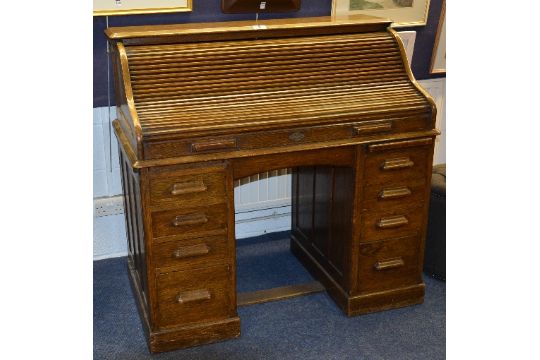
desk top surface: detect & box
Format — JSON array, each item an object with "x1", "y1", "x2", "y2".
[{"x1": 105, "y1": 15, "x2": 392, "y2": 41}]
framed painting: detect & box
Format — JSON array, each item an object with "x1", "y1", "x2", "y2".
[
  {"x1": 93, "y1": 0, "x2": 192, "y2": 16},
  {"x1": 332, "y1": 0, "x2": 430, "y2": 27},
  {"x1": 430, "y1": 0, "x2": 445, "y2": 74}
]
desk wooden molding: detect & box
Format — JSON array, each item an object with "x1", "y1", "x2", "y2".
[{"x1": 106, "y1": 14, "x2": 439, "y2": 353}]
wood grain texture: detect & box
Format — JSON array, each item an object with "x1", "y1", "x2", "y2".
[
  {"x1": 156, "y1": 264, "x2": 235, "y2": 329},
  {"x1": 110, "y1": 16, "x2": 438, "y2": 353},
  {"x1": 105, "y1": 15, "x2": 392, "y2": 44},
  {"x1": 237, "y1": 281, "x2": 325, "y2": 306}
]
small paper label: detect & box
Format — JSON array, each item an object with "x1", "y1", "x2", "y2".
[{"x1": 260, "y1": 2, "x2": 266, "y2": 10}]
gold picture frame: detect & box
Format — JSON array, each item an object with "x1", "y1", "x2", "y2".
[
  {"x1": 430, "y1": 0, "x2": 445, "y2": 74},
  {"x1": 93, "y1": 0, "x2": 193, "y2": 16},
  {"x1": 332, "y1": 0, "x2": 430, "y2": 27}
]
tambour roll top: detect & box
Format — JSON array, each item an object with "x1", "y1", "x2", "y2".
[{"x1": 106, "y1": 15, "x2": 436, "y2": 165}]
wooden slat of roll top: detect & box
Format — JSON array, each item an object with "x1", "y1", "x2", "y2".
[
  {"x1": 125, "y1": 33, "x2": 402, "y2": 88},
  {"x1": 129, "y1": 58, "x2": 403, "y2": 86},
  {"x1": 128, "y1": 51, "x2": 403, "y2": 87},
  {"x1": 132, "y1": 79, "x2": 410, "y2": 107},
  {"x1": 131, "y1": 75, "x2": 409, "y2": 103},
  {"x1": 136, "y1": 87, "x2": 420, "y2": 115},
  {"x1": 131, "y1": 68, "x2": 404, "y2": 95},
  {"x1": 122, "y1": 30, "x2": 430, "y2": 139},
  {"x1": 128, "y1": 53, "x2": 402, "y2": 77},
  {"x1": 131, "y1": 64, "x2": 406, "y2": 90},
  {"x1": 142, "y1": 107, "x2": 431, "y2": 138},
  {"x1": 132, "y1": 80, "x2": 413, "y2": 106},
  {"x1": 137, "y1": 97, "x2": 428, "y2": 123},
  {"x1": 138, "y1": 89, "x2": 424, "y2": 117},
  {"x1": 130, "y1": 68, "x2": 405, "y2": 95},
  {"x1": 140, "y1": 97, "x2": 428, "y2": 125},
  {"x1": 134, "y1": 82, "x2": 414, "y2": 109},
  {"x1": 129, "y1": 49, "x2": 399, "y2": 72},
  {"x1": 126, "y1": 38, "x2": 397, "y2": 60},
  {"x1": 134, "y1": 70, "x2": 403, "y2": 100},
  {"x1": 127, "y1": 46, "x2": 400, "y2": 70}
]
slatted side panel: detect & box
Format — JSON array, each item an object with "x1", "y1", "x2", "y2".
[
  {"x1": 291, "y1": 165, "x2": 354, "y2": 288},
  {"x1": 123, "y1": 32, "x2": 429, "y2": 136},
  {"x1": 119, "y1": 150, "x2": 149, "y2": 311}
]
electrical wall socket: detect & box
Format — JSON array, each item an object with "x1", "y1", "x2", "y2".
[{"x1": 94, "y1": 196, "x2": 124, "y2": 217}]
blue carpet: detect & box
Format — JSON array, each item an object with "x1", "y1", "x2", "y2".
[{"x1": 94, "y1": 232, "x2": 445, "y2": 359}]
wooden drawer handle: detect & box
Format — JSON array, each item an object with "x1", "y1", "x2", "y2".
[
  {"x1": 374, "y1": 258, "x2": 405, "y2": 271},
  {"x1": 381, "y1": 157, "x2": 414, "y2": 170},
  {"x1": 378, "y1": 186, "x2": 412, "y2": 200},
  {"x1": 173, "y1": 244, "x2": 210, "y2": 259},
  {"x1": 176, "y1": 289, "x2": 211, "y2": 304},
  {"x1": 192, "y1": 138, "x2": 237, "y2": 152},
  {"x1": 170, "y1": 181, "x2": 207, "y2": 196},
  {"x1": 377, "y1": 215, "x2": 409, "y2": 229},
  {"x1": 172, "y1": 213, "x2": 208, "y2": 227},
  {"x1": 368, "y1": 138, "x2": 433, "y2": 152},
  {"x1": 354, "y1": 122, "x2": 392, "y2": 135}
]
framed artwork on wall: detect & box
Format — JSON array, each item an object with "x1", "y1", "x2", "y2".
[
  {"x1": 93, "y1": 0, "x2": 192, "y2": 16},
  {"x1": 430, "y1": 0, "x2": 445, "y2": 74},
  {"x1": 332, "y1": 0, "x2": 430, "y2": 27}
]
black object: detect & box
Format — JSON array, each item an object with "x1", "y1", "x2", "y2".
[
  {"x1": 424, "y1": 164, "x2": 446, "y2": 281},
  {"x1": 222, "y1": 0, "x2": 301, "y2": 13}
]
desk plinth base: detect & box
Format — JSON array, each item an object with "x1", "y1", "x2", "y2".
[
  {"x1": 147, "y1": 318, "x2": 241, "y2": 353},
  {"x1": 290, "y1": 235, "x2": 425, "y2": 316}
]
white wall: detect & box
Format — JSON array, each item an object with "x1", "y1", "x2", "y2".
[
  {"x1": 419, "y1": 78, "x2": 446, "y2": 165},
  {"x1": 93, "y1": 78, "x2": 446, "y2": 259}
]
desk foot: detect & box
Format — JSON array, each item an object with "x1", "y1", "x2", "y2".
[
  {"x1": 147, "y1": 317, "x2": 241, "y2": 353},
  {"x1": 346, "y1": 284, "x2": 425, "y2": 316}
]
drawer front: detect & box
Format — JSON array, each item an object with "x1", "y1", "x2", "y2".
[
  {"x1": 156, "y1": 264, "x2": 234, "y2": 329},
  {"x1": 152, "y1": 235, "x2": 228, "y2": 271},
  {"x1": 363, "y1": 140, "x2": 431, "y2": 186},
  {"x1": 143, "y1": 116, "x2": 432, "y2": 160},
  {"x1": 149, "y1": 171, "x2": 227, "y2": 208},
  {"x1": 362, "y1": 178, "x2": 427, "y2": 212},
  {"x1": 357, "y1": 236, "x2": 421, "y2": 293},
  {"x1": 151, "y1": 205, "x2": 228, "y2": 239},
  {"x1": 361, "y1": 206, "x2": 425, "y2": 242}
]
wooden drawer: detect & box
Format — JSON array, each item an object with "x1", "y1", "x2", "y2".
[
  {"x1": 362, "y1": 178, "x2": 427, "y2": 212},
  {"x1": 151, "y1": 205, "x2": 228, "y2": 239},
  {"x1": 360, "y1": 206, "x2": 425, "y2": 243},
  {"x1": 149, "y1": 171, "x2": 227, "y2": 208},
  {"x1": 143, "y1": 115, "x2": 432, "y2": 160},
  {"x1": 152, "y1": 235, "x2": 228, "y2": 271},
  {"x1": 357, "y1": 236, "x2": 421, "y2": 293},
  {"x1": 363, "y1": 138, "x2": 432, "y2": 186},
  {"x1": 156, "y1": 264, "x2": 234, "y2": 329}
]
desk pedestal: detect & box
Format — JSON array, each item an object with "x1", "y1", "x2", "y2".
[{"x1": 119, "y1": 138, "x2": 434, "y2": 353}]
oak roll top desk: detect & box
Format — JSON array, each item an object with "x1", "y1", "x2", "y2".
[{"x1": 106, "y1": 15, "x2": 439, "y2": 353}]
